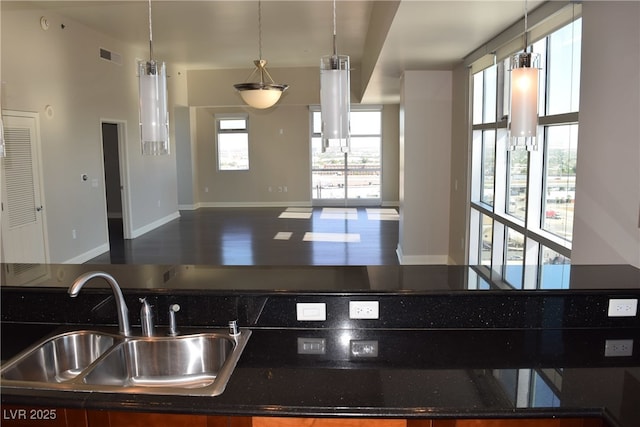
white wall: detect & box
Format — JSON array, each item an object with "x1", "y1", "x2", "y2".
[
  {"x1": 572, "y1": 1, "x2": 640, "y2": 267},
  {"x1": 1, "y1": 6, "x2": 179, "y2": 262},
  {"x1": 186, "y1": 67, "x2": 400, "y2": 207},
  {"x1": 448, "y1": 62, "x2": 471, "y2": 265},
  {"x1": 398, "y1": 71, "x2": 452, "y2": 264}
]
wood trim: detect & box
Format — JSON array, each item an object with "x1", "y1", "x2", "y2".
[{"x1": 252, "y1": 417, "x2": 407, "y2": 427}]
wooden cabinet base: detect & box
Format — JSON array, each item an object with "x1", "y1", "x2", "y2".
[
  {"x1": 85, "y1": 411, "x2": 251, "y2": 427},
  {"x1": 253, "y1": 418, "x2": 406, "y2": 427},
  {"x1": 0, "y1": 406, "x2": 606, "y2": 427}
]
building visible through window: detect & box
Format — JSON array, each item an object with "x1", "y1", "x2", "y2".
[{"x1": 468, "y1": 16, "x2": 581, "y2": 290}]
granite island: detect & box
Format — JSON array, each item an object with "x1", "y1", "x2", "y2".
[{"x1": 1, "y1": 264, "x2": 639, "y2": 427}]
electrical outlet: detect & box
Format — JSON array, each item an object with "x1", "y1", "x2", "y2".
[
  {"x1": 608, "y1": 298, "x2": 638, "y2": 317},
  {"x1": 605, "y1": 339, "x2": 634, "y2": 357},
  {"x1": 349, "y1": 301, "x2": 379, "y2": 319}
]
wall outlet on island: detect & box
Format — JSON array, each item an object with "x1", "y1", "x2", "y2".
[
  {"x1": 608, "y1": 298, "x2": 638, "y2": 317},
  {"x1": 349, "y1": 301, "x2": 379, "y2": 319}
]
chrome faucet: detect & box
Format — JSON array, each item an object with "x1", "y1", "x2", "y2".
[{"x1": 68, "y1": 271, "x2": 131, "y2": 336}]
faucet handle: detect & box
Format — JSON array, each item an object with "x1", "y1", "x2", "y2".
[
  {"x1": 139, "y1": 298, "x2": 154, "y2": 337},
  {"x1": 228, "y1": 320, "x2": 240, "y2": 337},
  {"x1": 168, "y1": 304, "x2": 180, "y2": 336}
]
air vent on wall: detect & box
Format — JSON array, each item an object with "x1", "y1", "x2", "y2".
[{"x1": 99, "y1": 48, "x2": 122, "y2": 65}]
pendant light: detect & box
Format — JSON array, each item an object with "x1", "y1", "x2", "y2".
[
  {"x1": 508, "y1": 0, "x2": 541, "y2": 151},
  {"x1": 320, "y1": 0, "x2": 350, "y2": 153},
  {"x1": 234, "y1": 1, "x2": 288, "y2": 109},
  {"x1": 138, "y1": 0, "x2": 169, "y2": 155}
]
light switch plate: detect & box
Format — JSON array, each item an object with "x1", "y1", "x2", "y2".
[{"x1": 296, "y1": 303, "x2": 326, "y2": 321}]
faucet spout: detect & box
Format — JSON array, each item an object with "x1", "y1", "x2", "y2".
[{"x1": 68, "y1": 271, "x2": 131, "y2": 336}]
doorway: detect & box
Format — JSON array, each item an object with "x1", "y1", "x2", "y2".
[
  {"x1": 1, "y1": 111, "x2": 49, "y2": 263},
  {"x1": 101, "y1": 121, "x2": 131, "y2": 244}
]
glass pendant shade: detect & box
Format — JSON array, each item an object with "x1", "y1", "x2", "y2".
[
  {"x1": 236, "y1": 85, "x2": 285, "y2": 109},
  {"x1": 138, "y1": 59, "x2": 169, "y2": 155},
  {"x1": 509, "y1": 52, "x2": 540, "y2": 151},
  {"x1": 320, "y1": 54, "x2": 350, "y2": 153}
]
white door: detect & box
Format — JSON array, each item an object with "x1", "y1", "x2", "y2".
[{"x1": 1, "y1": 112, "x2": 48, "y2": 263}]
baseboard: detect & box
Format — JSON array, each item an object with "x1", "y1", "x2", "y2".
[
  {"x1": 131, "y1": 211, "x2": 181, "y2": 239},
  {"x1": 193, "y1": 201, "x2": 397, "y2": 209},
  {"x1": 198, "y1": 201, "x2": 312, "y2": 208},
  {"x1": 396, "y1": 245, "x2": 449, "y2": 265},
  {"x1": 178, "y1": 203, "x2": 200, "y2": 211},
  {"x1": 63, "y1": 243, "x2": 110, "y2": 264}
]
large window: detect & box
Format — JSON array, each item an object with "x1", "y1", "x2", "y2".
[
  {"x1": 216, "y1": 115, "x2": 249, "y2": 171},
  {"x1": 468, "y1": 17, "x2": 581, "y2": 290},
  {"x1": 310, "y1": 108, "x2": 382, "y2": 204}
]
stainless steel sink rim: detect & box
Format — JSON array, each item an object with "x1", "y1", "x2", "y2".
[{"x1": 0, "y1": 328, "x2": 251, "y2": 396}]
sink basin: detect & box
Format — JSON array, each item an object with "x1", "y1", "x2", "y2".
[
  {"x1": 0, "y1": 330, "x2": 119, "y2": 383},
  {"x1": 0, "y1": 328, "x2": 251, "y2": 396},
  {"x1": 84, "y1": 333, "x2": 236, "y2": 391}
]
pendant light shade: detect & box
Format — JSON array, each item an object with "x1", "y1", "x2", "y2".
[
  {"x1": 320, "y1": 54, "x2": 350, "y2": 152},
  {"x1": 139, "y1": 0, "x2": 169, "y2": 155},
  {"x1": 234, "y1": 60, "x2": 288, "y2": 109},
  {"x1": 509, "y1": 52, "x2": 540, "y2": 150},
  {"x1": 234, "y1": 1, "x2": 288, "y2": 109},
  {"x1": 319, "y1": 0, "x2": 350, "y2": 153},
  {"x1": 139, "y1": 59, "x2": 169, "y2": 155},
  {"x1": 508, "y1": 0, "x2": 541, "y2": 151}
]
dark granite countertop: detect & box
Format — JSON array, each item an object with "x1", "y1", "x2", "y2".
[
  {"x1": 1, "y1": 326, "x2": 640, "y2": 427},
  {"x1": 1, "y1": 264, "x2": 639, "y2": 426}
]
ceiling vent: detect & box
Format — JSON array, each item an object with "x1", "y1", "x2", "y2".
[{"x1": 99, "y1": 48, "x2": 122, "y2": 65}]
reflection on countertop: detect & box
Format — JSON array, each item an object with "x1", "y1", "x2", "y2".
[{"x1": 1, "y1": 263, "x2": 639, "y2": 292}]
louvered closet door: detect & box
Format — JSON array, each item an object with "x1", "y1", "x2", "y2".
[{"x1": 1, "y1": 113, "x2": 47, "y2": 263}]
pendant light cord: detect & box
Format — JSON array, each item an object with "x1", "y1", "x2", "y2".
[
  {"x1": 258, "y1": 0, "x2": 263, "y2": 60},
  {"x1": 148, "y1": 0, "x2": 154, "y2": 60},
  {"x1": 332, "y1": 0, "x2": 337, "y2": 56},
  {"x1": 523, "y1": 0, "x2": 529, "y2": 51}
]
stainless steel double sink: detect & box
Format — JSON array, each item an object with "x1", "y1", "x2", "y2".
[{"x1": 0, "y1": 328, "x2": 251, "y2": 396}]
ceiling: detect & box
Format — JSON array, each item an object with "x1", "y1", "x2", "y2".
[{"x1": 10, "y1": 0, "x2": 544, "y2": 103}]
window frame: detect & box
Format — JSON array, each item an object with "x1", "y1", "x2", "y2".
[
  {"x1": 215, "y1": 113, "x2": 249, "y2": 171},
  {"x1": 309, "y1": 105, "x2": 383, "y2": 205},
  {"x1": 468, "y1": 14, "x2": 581, "y2": 290}
]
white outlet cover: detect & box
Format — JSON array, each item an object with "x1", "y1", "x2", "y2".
[
  {"x1": 608, "y1": 298, "x2": 638, "y2": 317},
  {"x1": 349, "y1": 301, "x2": 379, "y2": 319}
]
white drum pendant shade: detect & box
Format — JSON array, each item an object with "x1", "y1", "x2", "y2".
[
  {"x1": 509, "y1": 52, "x2": 540, "y2": 151},
  {"x1": 320, "y1": 54, "x2": 350, "y2": 153},
  {"x1": 139, "y1": 60, "x2": 169, "y2": 155}
]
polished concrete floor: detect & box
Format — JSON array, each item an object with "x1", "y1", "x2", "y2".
[{"x1": 87, "y1": 207, "x2": 400, "y2": 265}]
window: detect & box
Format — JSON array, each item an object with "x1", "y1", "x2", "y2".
[
  {"x1": 216, "y1": 115, "x2": 249, "y2": 170},
  {"x1": 468, "y1": 16, "x2": 581, "y2": 289},
  {"x1": 310, "y1": 107, "x2": 382, "y2": 204}
]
